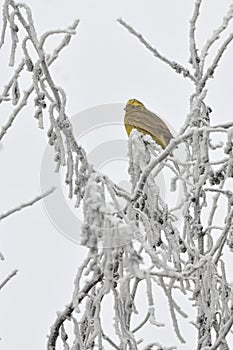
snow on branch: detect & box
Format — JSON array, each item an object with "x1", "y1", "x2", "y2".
[
  {"x1": 1, "y1": 0, "x2": 233, "y2": 349},
  {"x1": 117, "y1": 18, "x2": 197, "y2": 83},
  {"x1": 189, "y1": 0, "x2": 202, "y2": 76}
]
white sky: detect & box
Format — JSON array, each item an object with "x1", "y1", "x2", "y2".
[{"x1": 1, "y1": 0, "x2": 233, "y2": 349}]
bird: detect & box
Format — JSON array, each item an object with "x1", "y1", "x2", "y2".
[{"x1": 124, "y1": 98, "x2": 173, "y2": 149}]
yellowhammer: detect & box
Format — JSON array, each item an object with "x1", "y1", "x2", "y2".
[{"x1": 124, "y1": 99, "x2": 173, "y2": 149}]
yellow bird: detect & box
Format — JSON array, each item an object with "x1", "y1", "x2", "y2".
[{"x1": 124, "y1": 99, "x2": 173, "y2": 149}]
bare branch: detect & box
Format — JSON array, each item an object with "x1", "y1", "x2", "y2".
[{"x1": 0, "y1": 269, "x2": 18, "y2": 290}]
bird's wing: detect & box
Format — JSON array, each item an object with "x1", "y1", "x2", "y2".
[{"x1": 125, "y1": 109, "x2": 173, "y2": 146}]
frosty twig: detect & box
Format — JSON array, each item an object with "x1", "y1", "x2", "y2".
[{"x1": 0, "y1": 187, "x2": 56, "y2": 221}]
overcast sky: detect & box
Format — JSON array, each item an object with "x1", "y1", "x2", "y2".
[{"x1": 1, "y1": 0, "x2": 233, "y2": 349}]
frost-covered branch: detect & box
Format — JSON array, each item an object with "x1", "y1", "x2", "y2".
[
  {"x1": 0, "y1": 187, "x2": 56, "y2": 221},
  {"x1": 47, "y1": 272, "x2": 103, "y2": 350},
  {"x1": 117, "y1": 18, "x2": 196, "y2": 83},
  {"x1": 2, "y1": 0, "x2": 233, "y2": 349},
  {"x1": 189, "y1": 0, "x2": 202, "y2": 77},
  {"x1": 0, "y1": 18, "x2": 80, "y2": 140},
  {"x1": 200, "y1": 4, "x2": 233, "y2": 74}
]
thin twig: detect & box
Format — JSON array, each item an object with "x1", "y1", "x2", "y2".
[
  {"x1": 0, "y1": 187, "x2": 56, "y2": 221},
  {"x1": 200, "y1": 31, "x2": 233, "y2": 91},
  {"x1": 0, "y1": 269, "x2": 18, "y2": 290},
  {"x1": 117, "y1": 18, "x2": 196, "y2": 83},
  {"x1": 132, "y1": 312, "x2": 150, "y2": 333},
  {"x1": 102, "y1": 331, "x2": 120, "y2": 349},
  {"x1": 200, "y1": 3, "x2": 233, "y2": 74},
  {"x1": 0, "y1": 59, "x2": 25, "y2": 104},
  {"x1": 189, "y1": 0, "x2": 202, "y2": 77}
]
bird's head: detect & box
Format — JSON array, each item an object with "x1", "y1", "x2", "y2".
[{"x1": 124, "y1": 98, "x2": 145, "y2": 110}]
